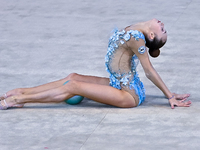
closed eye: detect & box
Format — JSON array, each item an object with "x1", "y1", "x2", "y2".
[{"x1": 161, "y1": 27, "x2": 167, "y2": 33}]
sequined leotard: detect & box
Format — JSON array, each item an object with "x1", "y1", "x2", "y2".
[{"x1": 105, "y1": 28, "x2": 146, "y2": 105}]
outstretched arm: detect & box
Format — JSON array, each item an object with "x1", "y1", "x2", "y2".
[
  {"x1": 140, "y1": 52, "x2": 191, "y2": 108},
  {"x1": 127, "y1": 38, "x2": 191, "y2": 108}
]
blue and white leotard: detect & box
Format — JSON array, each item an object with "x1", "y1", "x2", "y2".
[{"x1": 105, "y1": 28, "x2": 146, "y2": 106}]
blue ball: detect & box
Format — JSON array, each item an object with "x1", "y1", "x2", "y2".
[
  {"x1": 65, "y1": 95, "x2": 84, "y2": 105},
  {"x1": 63, "y1": 80, "x2": 84, "y2": 105}
]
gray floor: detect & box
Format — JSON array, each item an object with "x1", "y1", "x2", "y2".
[{"x1": 0, "y1": 0, "x2": 200, "y2": 150}]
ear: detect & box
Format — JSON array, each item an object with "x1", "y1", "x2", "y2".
[{"x1": 149, "y1": 32, "x2": 155, "y2": 40}]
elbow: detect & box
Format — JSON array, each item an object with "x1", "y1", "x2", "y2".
[
  {"x1": 145, "y1": 71, "x2": 152, "y2": 79},
  {"x1": 143, "y1": 65, "x2": 155, "y2": 80}
]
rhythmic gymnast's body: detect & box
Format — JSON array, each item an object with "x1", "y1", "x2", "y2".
[{"x1": 0, "y1": 18, "x2": 191, "y2": 110}]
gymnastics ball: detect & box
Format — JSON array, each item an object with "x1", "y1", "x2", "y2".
[{"x1": 65, "y1": 95, "x2": 84, "y2": 105}]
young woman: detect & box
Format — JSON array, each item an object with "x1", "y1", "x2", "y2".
[{"x1": 0, "y1": 18, "x2": 191, "y2": 110}]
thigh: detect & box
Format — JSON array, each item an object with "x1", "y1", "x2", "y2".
[{"x1": 66, "y1": 80, "x2": 137, "y2": 108}]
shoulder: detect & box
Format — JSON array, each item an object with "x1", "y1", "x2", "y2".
[{"x1": 125, "y1": 30, "x2": 147, "y2": 55}]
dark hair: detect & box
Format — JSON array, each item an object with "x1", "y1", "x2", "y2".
[{"x1": 145, "y1": 35, "x2": 166, "y2": 57}]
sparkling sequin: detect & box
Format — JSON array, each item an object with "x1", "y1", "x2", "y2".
[
  {"x1": 120, "y1": 75, "x2": 130, "y2": 86},
  {"x1": 123, "y1": 33, "x2": 131, "y2": 41},
  {"x1": 120, "y1": 40, "x2": 125, "y2": 45},
  {"x1": 138, "y1": 46, "x2": 146, "y2": 54}
]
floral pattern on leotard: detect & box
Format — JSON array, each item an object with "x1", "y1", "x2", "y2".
[{"x1": 105, "y1": 28, "x2": 146, "y2": 106}]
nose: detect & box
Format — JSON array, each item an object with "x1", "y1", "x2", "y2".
[{"x1": 152, "y1": 18, "x2": 158, "y2": 22}]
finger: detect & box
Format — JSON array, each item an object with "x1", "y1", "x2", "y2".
[
  {"x1": 176, "y1": 94, "x2": 190, "y2": 100},
  {"x1": 183, "y1": 104, "x2": 191, "y2": 107},
  {"x1": 171, "y1": 103, "x2": 175, "y2": 109},
  {"x1": 178, "y1": 101, "x2": 191, "y2": 107},
  {"x1": 185, "y1": 100, "x2": 192, "y2": 105},
  {"x1": 182, "y1": 94, "x2": 190, "y2": 99},
  {"x1": 183, "y1": 94, "x2": 190, "y2": 98},
  {"x1": 182, "y1": 101, "x2": 192, "y2": 105},
  {"x1": 180, "y1": 98, "x2": 187, "y2": 102},
  {"x1": 171, "y1": 103, "x2": 178, "y2": 109}
]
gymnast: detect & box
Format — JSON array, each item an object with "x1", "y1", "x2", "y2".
[{"x1": 0, "y1": 18, "x2": 191, "y2": 110}]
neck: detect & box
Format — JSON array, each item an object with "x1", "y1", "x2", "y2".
[{"x1": 130, "y1": 21, "x2": 150, "y2": 37}]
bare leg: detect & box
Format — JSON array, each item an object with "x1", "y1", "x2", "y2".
[
  {"x1": 2, "y1": 80, "x2": 137, "y2": 109},
  {"x1": 1, "y1": 73, "x2": 109, "y2": 99}
]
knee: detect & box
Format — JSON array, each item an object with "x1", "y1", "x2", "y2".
[
  {"x1": 61, "y1": 80, "x2": 78, "y2": 94},
  {"x1": 64, "y1": 73, "x2": 79, "y2": 81}
]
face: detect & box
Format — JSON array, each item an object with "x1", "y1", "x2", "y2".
[{"x1": 149, "y1": 18, "x2": 167, "y2": 43}]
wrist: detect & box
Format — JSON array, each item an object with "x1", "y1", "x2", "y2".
[{"x1": 168, "y1": 95, "x2": 174, "y2": 100}]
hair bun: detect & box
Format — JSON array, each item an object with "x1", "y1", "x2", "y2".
[{"x1": 149, "y1": 49, "x2": 160, "y2": 58}]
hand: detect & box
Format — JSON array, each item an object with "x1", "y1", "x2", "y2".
[
  {"x1": 169, "y1": 94, "x2": 191, "y2": 109},
  {"x1": 172, "y1": 93, "x2": 190, "y2": 100}
]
